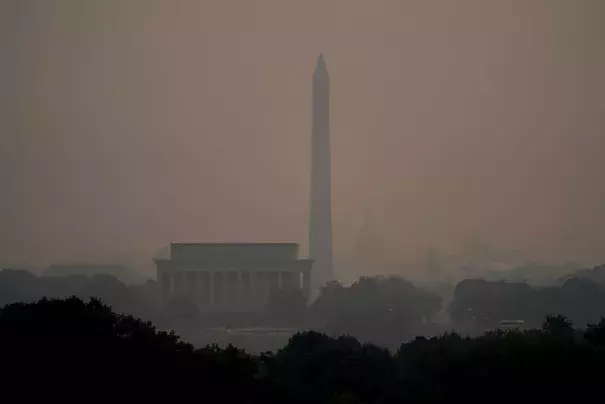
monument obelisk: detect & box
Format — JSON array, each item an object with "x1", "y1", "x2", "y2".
[{"x1": 309, "y1": 54, "x2": 334, "y2": 293}]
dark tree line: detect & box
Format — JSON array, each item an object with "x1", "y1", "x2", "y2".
[
  {"x1": 7, "y1": 267, "x2": 605, "y2": 352},
  {"x1": 0, "y1": 270, "x2": 443, "y2": 342},
  {"x1": 2, "y1": 297, "x2": 605, "y2": 403}
]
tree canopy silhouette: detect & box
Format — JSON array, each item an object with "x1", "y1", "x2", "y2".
[
  {"x1": 2, "y1": 297, "x2": 605, "y2": 403},
  {"x1": 0, "y1": 297, "x2": 256, "y2": 402}
]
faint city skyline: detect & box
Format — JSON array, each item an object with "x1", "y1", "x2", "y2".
[{"x1": 1, "y1": 1, "x2": 605, "y2": 276}]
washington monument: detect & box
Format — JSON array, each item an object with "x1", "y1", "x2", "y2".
[{"x1": 309, "y1": 54, "x2": 334, "y2": 292}]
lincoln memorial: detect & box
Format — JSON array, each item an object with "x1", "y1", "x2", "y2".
[{"x1": 155, "y1": 242, "x2": 313, "y2": 311}]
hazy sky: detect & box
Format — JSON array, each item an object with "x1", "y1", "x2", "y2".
[{"x1": 1, "y1": 0, "x2": 604, "y2": 273}]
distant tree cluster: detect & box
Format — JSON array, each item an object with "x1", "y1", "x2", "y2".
[
  {"x1": 561, "y1": 264, "x2": 605, "y2": 284},
  {"x1": 45, "y1": 263, "x2": 144, "y2": 284},
  {"x1": 8, "y1": 266, "x2": 605, "y2": 354},
  {"x1": 1, "y1": 297, "x2": 605, "y2": 403},
  {"x1": 450, "y1": 277, "x2": 605, "y2": 331},
  {"x1": 310, "y1": 277, "x2": 442, "y2": 347},
  {"x1": 0, "y1": 268, "x2": 160, "y2": 320},
  {"x1": 1, "y1": 270, "x2": 442, "y2": 346}
]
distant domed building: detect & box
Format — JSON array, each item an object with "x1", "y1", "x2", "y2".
[{"x1": 349, "y1": 210, "x2": 401, "y2": 279}]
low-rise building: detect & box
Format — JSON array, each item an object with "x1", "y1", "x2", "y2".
[{"x1": 154, "y1": 242, "x2": 313, "y2": 312}]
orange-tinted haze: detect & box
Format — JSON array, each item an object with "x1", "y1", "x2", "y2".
[{"x1": 1, "y1": 0, "x2": 604, "y2": 275}]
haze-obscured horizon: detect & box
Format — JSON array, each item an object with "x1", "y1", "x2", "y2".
[{"x1": 2, "y1": 0, "x2": 604, "y2": 277}]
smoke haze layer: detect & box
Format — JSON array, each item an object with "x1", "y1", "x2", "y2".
[{"x1": 1, "y1": 0, "x2": 604, "y2": 274}]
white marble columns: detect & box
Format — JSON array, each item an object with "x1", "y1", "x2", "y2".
[{"x1": 161, "y1": 268, "x2": 311, "y2": 310}]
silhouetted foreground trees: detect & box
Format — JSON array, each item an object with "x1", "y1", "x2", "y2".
[
  {"x1": 265, "y1": 317, "x2": 604, "y2": 403},
  {"x1": 0, "y1": 297, "x2": 256, "y2": 402},
  {"x1": 2, "y1": 297, "x2": 605, "y2": 403}
]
